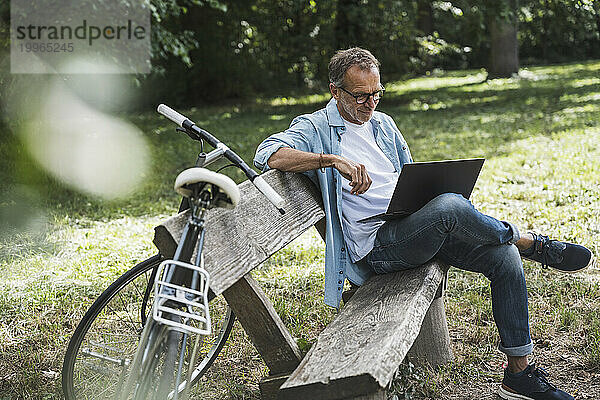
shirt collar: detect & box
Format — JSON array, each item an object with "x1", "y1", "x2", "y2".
[
  {"x1": 325, "y1": 97, "x2": 382, "y2": 129},
  {"x1": 326, "y1": 98, "x2": 345, "y2": 127}
]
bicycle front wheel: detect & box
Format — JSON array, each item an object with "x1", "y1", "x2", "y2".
[
  {"x1": 123, "y1": 315, "x2": 182, "y2": 400},
  {"x1": 62, "y1": 254, "x2": 235, "y2": 400}
]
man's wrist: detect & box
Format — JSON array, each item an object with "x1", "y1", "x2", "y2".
[{"x1": 320, "y1": 153, "x2": 336, "y2": 169}]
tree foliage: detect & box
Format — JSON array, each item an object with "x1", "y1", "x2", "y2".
[
  {"x1": 142, "y1": 0, "x2": 598, "y2": 104},
  {"x1": 4, "y1": 0, "x2": 597, "y2": 104}
]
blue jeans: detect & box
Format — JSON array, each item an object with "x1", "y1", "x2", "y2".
[{"x1": 365, "y1": 193, "x2": 533, "y2": 357}]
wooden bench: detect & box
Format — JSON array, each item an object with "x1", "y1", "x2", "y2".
[{"x1": 153, "y1": 170, "x2": 453, "y2": 400}]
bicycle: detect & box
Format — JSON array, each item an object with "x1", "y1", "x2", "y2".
[{"x1": 62, "y1": 104, "x2": 286, "y2": 400}]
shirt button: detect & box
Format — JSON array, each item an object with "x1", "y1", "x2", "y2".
[
  {"x1": 339, "y1": 271, "x2": 343, "y2": 274},
  {"x1": 341, "y1": 247, "x2": 345, "y2": 252},
  {"x1": 338, "y1": 280, "x2": 343, "y2": 284}
]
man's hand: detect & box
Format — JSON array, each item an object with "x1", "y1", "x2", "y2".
[{"x1": 332, "y1": 156, "x2": 372, "y2": 195}]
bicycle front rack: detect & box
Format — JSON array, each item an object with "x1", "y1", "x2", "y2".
[{"x1": 152, "y1": 259, "x2": 212, "y2": 336}]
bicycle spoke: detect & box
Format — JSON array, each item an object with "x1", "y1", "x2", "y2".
[
  {"x1": 117, "y1": 292, "x2": 141, "y2": 332},
  {"x1": 103, "y1": 297, "x2": 141, "y2": 335},
  {"x1": 129, "y1": 279, "x2": 145, "y2": 301}
]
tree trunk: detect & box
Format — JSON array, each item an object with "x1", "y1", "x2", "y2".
[
  {"x1": 488, "y1": 14, "x2": 519, "y2": 78},
  {"x1": 417, "y1": 0, "x2": 434, "y2": 36},
  {"x1": 334, "y1": 0, "x2": 363, "y2": 49},
  {"x1": 593, "y1": 3, "x2": 600, "y2": 55}
]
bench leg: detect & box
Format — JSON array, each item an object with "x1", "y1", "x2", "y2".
[
  {"x1": 222, "y1": 274, "x2": 303, "y2": 374},
  {"x1": 407, "y1": 295, "x2": 453, "y2": 367}
]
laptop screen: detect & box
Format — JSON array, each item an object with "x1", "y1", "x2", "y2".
[{"x1": 386, "y1": 158, "x2": 485, "y2": 215}]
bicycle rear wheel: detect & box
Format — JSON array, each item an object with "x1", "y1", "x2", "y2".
[{"x1": 62, "y1": 254, "x2": 235, "y2": 400}]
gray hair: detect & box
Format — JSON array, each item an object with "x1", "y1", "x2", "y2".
[{"x1": 328, "y1": 47, "x2": 380, "y2": 87}]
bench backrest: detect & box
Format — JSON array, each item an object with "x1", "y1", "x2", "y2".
[{"x1": 153, "y1": 170, "x2": 325, "y2": 296}]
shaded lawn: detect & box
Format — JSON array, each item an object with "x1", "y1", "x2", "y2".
[{"x1": 1, "y1": 60, "x2": 599, "y2": 399}]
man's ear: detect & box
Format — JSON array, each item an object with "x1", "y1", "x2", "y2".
[{"x1": 329, "y1": 83, "x2": 339, "y2": 100}]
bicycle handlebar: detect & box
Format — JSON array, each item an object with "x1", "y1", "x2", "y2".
[
  {"x1": 157, "y1": 104, "x2": 187, "y2": 127},
  {"x1": 157, "y1": 104, "x2": 286, "y2": 214}
]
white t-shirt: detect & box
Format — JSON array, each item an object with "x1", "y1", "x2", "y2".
[{"x1": 340, "y1": 119, "x2": 398, "y2": 262}]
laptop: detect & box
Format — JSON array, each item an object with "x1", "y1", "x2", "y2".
[{"x1": 358, "y1": 158, "x2": 485, "y2": 223}]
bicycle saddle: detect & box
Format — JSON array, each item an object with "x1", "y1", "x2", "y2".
[{"x1": 174, "y1": 167, "x2": 240, "y2": 209}]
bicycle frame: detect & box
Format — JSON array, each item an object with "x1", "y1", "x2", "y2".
[
  {"x1": 121, "y1": 165, "x2": 223, "y2": 400},
  {"x1": 138, "y1": 144, "x2": 227, "y2": 328},
  {"x1": 117, "y1": 104, "x2": 285, "y2": 400},
  {"x1": 63, "y1": 104, "x2": 283, "y2": 400}
]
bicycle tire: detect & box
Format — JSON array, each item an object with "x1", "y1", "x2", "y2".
[
  {"x1": 125, "y1": 316, "x2": 181, "y2": 400},
  {"x1": 62, "y1": 254, "x2": 236, "y2": 400},
  {"x1": 154, "y1": 321, "x2": 181, "y2": 400}
]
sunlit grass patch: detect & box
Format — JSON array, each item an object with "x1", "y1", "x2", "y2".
[
  {"x1": 259, "y1": 92, "x2": 330, "y2": 107},
  {"x1": 385, "y1": 70, "x2": 488, "y2": 94},
  {"x1": 584, "y1": 315, "x2": 600, "y2": 368},
  {"x1": 254, "y1": 229, "x2": 336, "y2": 352},
  {"x1": 474, "y1": 127, "x2": 600, "y2": 257},
  {"x1": 2, "y1": 60, "x2": 600, "y2": 398}
]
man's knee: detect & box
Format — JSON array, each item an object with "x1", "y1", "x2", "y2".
[{"x1": 428, "y1": 192, "x2": 472, "y2": 216}]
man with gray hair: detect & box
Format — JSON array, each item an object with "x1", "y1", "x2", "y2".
[{"x1": 254, "y1": 47, "x2": 591, "y2": 400}]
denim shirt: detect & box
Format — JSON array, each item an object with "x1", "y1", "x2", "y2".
[{"x1": 254, "y1": 98, "x2": 413, "y2": 308}]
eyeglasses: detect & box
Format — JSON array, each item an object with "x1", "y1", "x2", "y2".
[{"x1": 338, "y1": 86, "x2": 385, "y2": 104}]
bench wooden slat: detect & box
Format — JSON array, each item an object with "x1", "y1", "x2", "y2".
[
  {"x1": 153, "y1": 170, "x2": 324, "y2": 296},
  {"x1": 279, "y1": 261, "x2": 446, "y2": 400}
]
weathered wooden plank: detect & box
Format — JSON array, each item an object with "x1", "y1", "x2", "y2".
[
  {"x1": 278, "y1": 261, "x2": 447, "y2": 400},
  {"x1": 223, "y1": 273, "x2": 302, "y2": 375},
  {"x1": 153, "y1": 170, "x2": 324, "y2": 296}
]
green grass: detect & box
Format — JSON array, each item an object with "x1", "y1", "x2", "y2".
[{"x1": 1, "y1": 60, "x2": 600, "y2": 399}]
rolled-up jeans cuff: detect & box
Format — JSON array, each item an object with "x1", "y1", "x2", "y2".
[
  {"x1": 498, "y1": 341, "x2": 533, "y2": 357},
  {"x1": 504, "y1": 221, "x2": 521, "y2": 245}
]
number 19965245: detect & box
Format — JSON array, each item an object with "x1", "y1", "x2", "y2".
[{"x1": 19, "y1": 42, "x2": 74, "y2": 52}]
